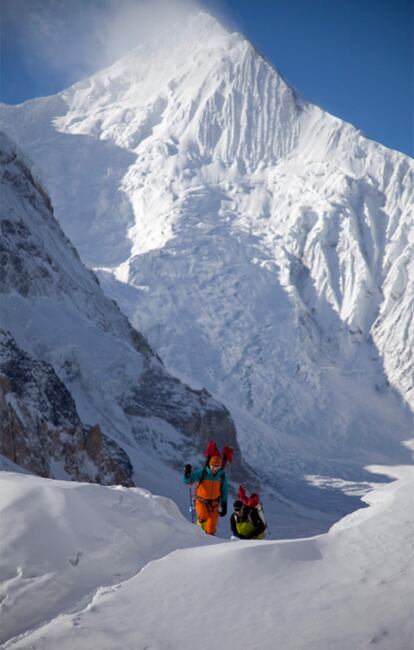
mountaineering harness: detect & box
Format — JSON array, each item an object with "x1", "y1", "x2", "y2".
[{"x1": 194, "y1": 496, "x2": 220, "y2": 512}]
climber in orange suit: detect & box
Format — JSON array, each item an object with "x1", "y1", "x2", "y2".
[{"x1": 183, "y1": 454, "x2": 228, "y2": 535}]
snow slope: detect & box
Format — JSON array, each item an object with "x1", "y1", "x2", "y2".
[
  {"x1": 0, "y1": 11, "x2": 412, "y2": 500},
  {"x1": 1, "y1": 464, "x2": 413, "y2": 650},
  {"x1": 0, "y1": 471, "x2": 214, "y2": 645}
]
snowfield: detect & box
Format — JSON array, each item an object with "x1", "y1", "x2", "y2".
[{"x1": 1, "y1": 465, "x2": 413, "y2": 650}]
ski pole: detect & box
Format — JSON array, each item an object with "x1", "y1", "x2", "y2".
[{"x1": 189, "y1": 486, "x2": 195, "y2": 523}]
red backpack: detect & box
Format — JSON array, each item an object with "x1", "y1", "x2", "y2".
[{"x1": 238, "y1": 485, "x2": 267, "y2": 529}]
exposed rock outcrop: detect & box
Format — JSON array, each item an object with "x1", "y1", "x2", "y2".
[{"x1": 0, "y1": 330, "x2": 134, "y2": 485}]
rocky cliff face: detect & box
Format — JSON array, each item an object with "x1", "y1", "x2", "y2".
[
  {"x1": 0, "y1": 132, "x2": 241, "y2": 486},
  {"x1": 0, "y1": 330, "x2": 133, "y2": 485}
]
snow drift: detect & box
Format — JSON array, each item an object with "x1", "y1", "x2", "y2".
[{"x1": 0, "y1": 471, "x2": 214, "y2": 645}]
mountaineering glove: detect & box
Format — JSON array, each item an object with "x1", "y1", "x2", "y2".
[
  {"x1": 184, "y1": 464, "x2": 192, "y2": 479},
  {"x1": 220, "y1": 502, "x2": 227, "y2": 517}
]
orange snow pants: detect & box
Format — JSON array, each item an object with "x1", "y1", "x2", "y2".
[{"x1": 195, "y1": 498, "x2": 219, "y2": 535}]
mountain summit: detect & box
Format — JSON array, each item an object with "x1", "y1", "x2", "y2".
[{"x1": 1, "y1": 10, "x2": 413, "y2": 504}]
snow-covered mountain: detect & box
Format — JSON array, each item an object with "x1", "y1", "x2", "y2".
[
  {"x1": 0, "y1": 10, "x2": 413, "y2": 503},
  {"x1": 0, "y1": 131, "x2": 241, "y2": 488},
  {"x1": 2, "y1": 465, "x2": 414, "y2": 649}
]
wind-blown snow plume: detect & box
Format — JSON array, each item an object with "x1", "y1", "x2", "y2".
[{"x1": 1, "y1": 0, "x2": 205, "y2": 87}]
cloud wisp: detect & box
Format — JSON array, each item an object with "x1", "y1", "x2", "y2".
[{"x1": 2, "y1": 0, "x2": 211, "y2": 91}]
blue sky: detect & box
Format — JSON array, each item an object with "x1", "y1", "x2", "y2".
[{"x1": 1, "y1": 0, "x2": 412, "y2": 156}]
